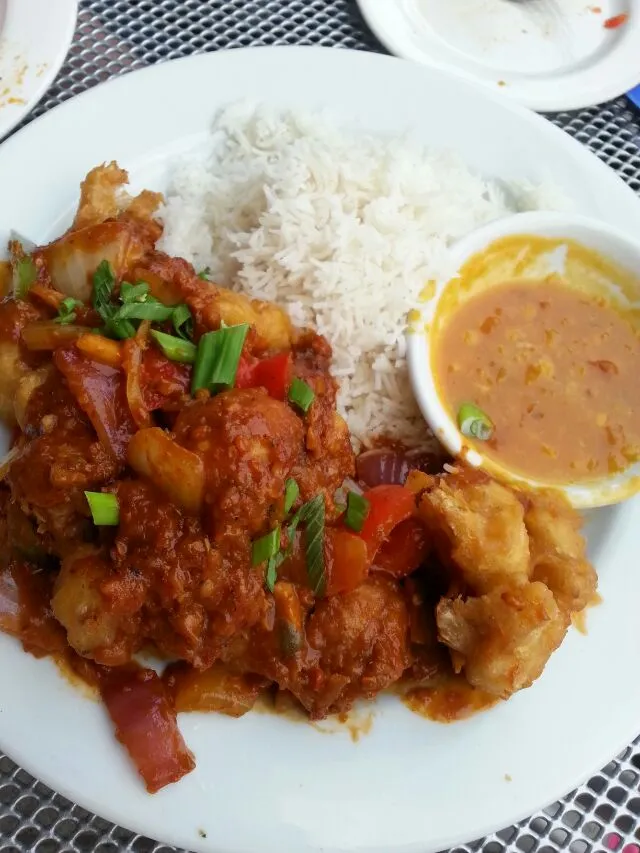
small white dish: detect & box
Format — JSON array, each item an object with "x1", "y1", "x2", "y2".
[
  {"x1": 0, "y1": 0, "x2": 78, "y2": 140},
  {"x1": 357, "y1": 0, "x2": 640, "y2": 112},
  {"x1": 407, "y1": 210, "x2": 640, "y2": 508}
]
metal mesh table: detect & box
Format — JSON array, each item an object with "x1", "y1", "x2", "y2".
[{"x1": 2, "y1": 2, "x2": 640, "y2": 851}]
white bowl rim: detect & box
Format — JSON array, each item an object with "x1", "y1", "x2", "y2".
[{"x1": 406, "y1": 210, "x2": 640, "y2": 509}]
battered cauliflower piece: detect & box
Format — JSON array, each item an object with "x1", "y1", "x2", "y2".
[
  {"x1": 71, "y1": 162, "x2": 163, "y2": 231},
  {"x1": 523, "y1": 489, "x2": 597, "y2": 613},
  {"x1": 417, "y1": 468, "x2": 530, "y2": 594},
  {"x1": 173, "y1": 388, "x2": 305, "y2": 538},
  {"x1": 436, "y1": 582, "x2": 569, "y2": 698},
  {"x1": 52, "y1": 547, "x2": 141, "y2": 666}
]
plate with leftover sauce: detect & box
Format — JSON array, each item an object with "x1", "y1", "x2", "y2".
[
  {"x1": 0, "y1": 46, "x2": 639, "y2": 853},
  {"x1": 357, "y1": 0, "x2": 640, "y2": 111},
  {"x1": 0, "y1": 0, "x2": 77, "y2": 139}
]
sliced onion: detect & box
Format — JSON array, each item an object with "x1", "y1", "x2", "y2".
[
  {"x1": 168, "y1": 663, "x2": 267, "y2": 717},
  {"x1": 122, "y1": 320, "x2": 151, "y2": 429},
  {"x1": 356, "y1": 448, "x2": 448, "y2": 488},
  {"x1": 21, "y1": 321, "x2": 86, "y2": 351}
]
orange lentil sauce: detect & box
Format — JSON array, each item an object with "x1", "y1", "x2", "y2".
[{"x1": 433, "y1": 280, "x2": 640, "y2": 483}]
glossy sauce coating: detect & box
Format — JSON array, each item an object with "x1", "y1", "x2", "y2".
[{"x1": 434, "y1": 280, "x2": 640, "y2": 482}]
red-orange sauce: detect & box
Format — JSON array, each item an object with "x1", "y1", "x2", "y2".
[{"x1": 404, "y1": 677, "x2": 499, "y2": 723}]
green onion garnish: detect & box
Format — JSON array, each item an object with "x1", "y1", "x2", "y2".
[
  {"x1": 191, "y1": 324, "x2": 249, "y2": 394},
  {"x1": 84, "y1": 491, "x2": 119, "y2": 526},
  {"x1": 92, "y1": 261, "x2": 136, "y2": 339},
  {"x1": 113, "y1": 300, "x2": 174, "y2": 323},
  {"x1": 265, "y1": 556, "x2": 278, "y2": 593},
  {"x1": 14, "y1": 256, "x2": 37, "y2": 299},
  {"x1": 457, "y1": 402, "x2": 494, "y2": 442},
  {"x1": 92, "y1": 260, "x2": 116, "y2": 312},
  {"x1": 288, "y1": 377, "x2": 315, "y2": 413},
  {"x1": 150, "y1": 330, "x2": 197, "y2": 364},
  {"x1": 284, "y1": 478, "x2": 299, "y2": 514},
  {"x1": 299, "y1": 494, "x2": 325, "y2": 596},
  {"x1": 198, "y1": 268, "x2": 212, "y2": 280},
  {"x1": 54, "y1": 296, "x2": 83, "y2": 325},
  {"x1": 172, "y1": 303, "x2": 194, "y2": 340},
  {"x1": 252, "y1": 527, "x2": 281, "y2": 566},
  {"x1": 106, "y1": 318, "x2": 137, "y2": 340},
  {"x1": 120, "y1": 281, "x2": 150, "y2": 303},
  {"x1": 345, "y1": 491, "x2": 370, "y2": 533}
]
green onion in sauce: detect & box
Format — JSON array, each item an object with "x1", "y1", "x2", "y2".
[
  {"x1": 85, "y1": 491, "x2": 119, "y2": 526},
  {"x1": 150, "y1": 330, "x2": 197, "y2": 364},
  {"x1": 344, "y1": 491, "x2": 370, "y2": 533},
  {"x1": 288, "y1": 377, "x2": 315, "y2": 413},
  {"x1": 457, "y1": 402, "x2": 494, "y2": 441}
]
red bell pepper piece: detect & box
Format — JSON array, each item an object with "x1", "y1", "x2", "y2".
[
  {"x1": 324, "y1": 528, "x2": 370, "y2": 596},
  {"x1": 372, "y1": 517, "x2": 430, "y2": 579},
  {"x1": 236, "y1": 352, "x2": 292, "y2": 400},
  {"x1": 357, "y1": 485, "x2": 417, "y2": 562}
]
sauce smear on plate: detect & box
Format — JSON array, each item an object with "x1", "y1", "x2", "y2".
[{"x1": 434, "y1": 279, "x2": 640, "y2": 482}]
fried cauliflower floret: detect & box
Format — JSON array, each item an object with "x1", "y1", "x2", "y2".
[
  {"x1": 417, "y1": 468, "x2": 530, "y2": 594},
  {"x1": 523, "y1": 489, "x2": 597, "y2": 613},
  {"x1": 436, "y1": 582, "x2": 569, "y2": 698},
  {"x1": 174, "y1": 388, "x2": 305, "y2": 538},
  {"x1": 71, "y1": 162, "x2": 163, "y2": 231},
  {"x1": 52, "y1": 548, "x2": 141, "y2": 666},
  {"x1": 299, "y1": 577, "x2": 410, "y2": 718}
]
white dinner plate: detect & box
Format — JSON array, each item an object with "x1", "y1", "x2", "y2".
[
  {"x1": 0, "y1": 46, "x2": 639, "y2": 853},
  {"x1": 357, "y1": 0, "x2": 640, "y2": 112},
  {"x1": 0, "y1": 0, "x2": 77, "y2": 140}
]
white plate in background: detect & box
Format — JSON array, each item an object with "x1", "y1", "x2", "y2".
[
  {"x1": 0, "y1": 46, "x2": 640, "y2": 853},
  {"x1": 0, "y1": 0, "x2": 78, "y2": 139},
  {"x1": 357, "y1": 0, "x2": 640, "y2": 111}
]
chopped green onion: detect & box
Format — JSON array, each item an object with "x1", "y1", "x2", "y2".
[
  {"x1": 172, "y1": 303, "x2": 194, "y2": 340},
  {"x1": 299, "y1": 494, "x2": 325, "y2": 596},
  {"x1": 92, "y1": 261, "x2": 137, "y2": 339},
  {"x1": 150, "y1": 330, "x2": 197, "y2": 364},
  {"x1": 288, "y1": 377, "x2": 315, "y2": 414},
  {"x1": 284, "y1": 478, "x2": 299, "y2": 514},
  {"x1": 345, "y1": 491, "x2": 370, "y2": 533},
  {"x1": 105, "y1": 318, "x2": 137, "y2": 340},
  {"x1": 14, "y1": 256, "x2": 37, "y2": 299},
  {"x1": 113, "y1": 300, "x2": 174, "y2": 323},
  {"x1": 191, "y1": 324, "x2": 249, "y2": 394},
  {"x1": 84, "y1": 491, "x2": 119, "y2": 526},
  {"x1": 54, "y1": 296, "x2": 83, "y2": 325},
  {"x1": 92, "y1": 260, "x2": 116, "y2": 313},
  {"x1": 252, "y1": 527, "x2": 281, "y2": 566},
  {"x1": 457, "y1": 402, "x2": 494, "y2": 442},
  {"x1": 120, "y1": 282, "x2": 150, "y2": 303},
  {"x1": 191, "y1": 331, "x2": 217, "y2": 393},
  {"x1": 265, "y1": 556, "x2": 278, "y2": 593},
  {"x1": 198, "y1": 268, "x2": 212, "y2": 280}
]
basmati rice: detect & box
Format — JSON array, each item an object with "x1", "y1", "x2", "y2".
[{"x1": 159, "y1": 103, "x2": 568, "y2": 448}]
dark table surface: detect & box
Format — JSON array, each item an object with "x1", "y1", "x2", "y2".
[{"x1": 1, "y1": 2, "x2": 639, "y2": 852}]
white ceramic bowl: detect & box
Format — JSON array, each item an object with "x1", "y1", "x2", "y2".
[{"x1": 406, "y1": 211, "x2": 640, "y2": 508}]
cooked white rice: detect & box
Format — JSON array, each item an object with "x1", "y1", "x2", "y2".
[{"x1": 159, "y1": 102, "x2": 570, "y2": 449}]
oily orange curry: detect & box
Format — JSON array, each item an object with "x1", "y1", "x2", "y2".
[
  {"x1": 433, "y1": 279, "x2": 640, "y2": 482},
  {"x1": 0, "y1": 164, "x2": 597, "y2": 794}
]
